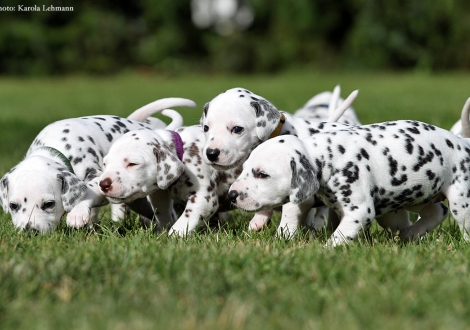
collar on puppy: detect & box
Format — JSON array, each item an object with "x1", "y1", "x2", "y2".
[
  {"x1": 311, "y1": 104, "x2": 329, "y2": 109},
  {"x1": 38, "y1": 146, "x2": 75, "y2": 174},
  {"x1": 268, "y1": 113, "x2": 286, "y2": 139},
  {"x1": 169, "y1": 131, "x2": 184, "y2": 161}
]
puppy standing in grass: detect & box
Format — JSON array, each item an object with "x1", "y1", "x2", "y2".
[
  {"x1": 98, "y1": 125, "x2": 241, "y2": 234},
  {"x1": 0, "y1": 98, "x2": 195, "y2": 233},
  {"x1": 200, "y1": 87, "x2": 358, "y2": 234},
  {"x1": 228, "y1": 100, "x2": 470, "y2": 245}
]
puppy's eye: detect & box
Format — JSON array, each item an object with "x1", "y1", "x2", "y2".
[
  {"x1": 204, "y1": 125, "x2": 209, "y2": 132},
  {"x1": 127, "y1": 163, "x2": 138, "y2": 168},
  {"x1": 103, "y1": 163, "x2": 106, "y2": 168},
  {"x1": 256, "y1": 172, "x2": 269, "y2": 179},
  {"x1": 9, "y1": 202, "x2": 19, "y2": 212},
  {"x1": 231, "y1": 126, "x2": 244, "y2": 134},
  {"x1": 42, "y1": 201, "x2": 55, "y2": 210}
]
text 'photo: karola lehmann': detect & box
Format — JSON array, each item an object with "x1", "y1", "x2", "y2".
[{"x1": 0, "y1": 4, "x2": 74, "y2": 12}]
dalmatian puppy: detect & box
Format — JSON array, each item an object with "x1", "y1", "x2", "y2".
[
  {"x1": 294, "y1": 85, "x2": 361, "y2": 126},
  {"x1": 450, "y1": 98, "x2": 470, "y2": 138},
  {"x1": 200, "y1": 87, "x2": 365, "y2": 233},
  {"x1": 228, "y1": 116, "x2": 470, "y2": 246},
  {"x1": 98, "y1": 125, "x2": 240, "y2": 234},
  {"x1": 0, "y1": 98, "x2": 196, "y2": 233}
]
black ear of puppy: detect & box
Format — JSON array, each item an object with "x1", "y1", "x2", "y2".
[{"x1": 289, "y1": 153, "x2": 319, "y2": 204}]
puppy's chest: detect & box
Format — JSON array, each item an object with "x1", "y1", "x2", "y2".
[{"x1": 168, "y1": 167, "x2": 240, "y2": 203}]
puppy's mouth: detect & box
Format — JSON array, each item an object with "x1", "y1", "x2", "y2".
[
  {"x1": 232, "y1": 199, "x2": 285, "y2": 212},
  {"x1": 105, "y1": 191, "x2": 140, "y2": 203},
  {"x1": 209, "y1": 158, "x2": 245, "y2": 171},
  {"x1": 211, "y1": 163, "x2": 237, "y2": 171},
  {"x1": 232, "y1": 202, "x2": 266, "y2": 213}
]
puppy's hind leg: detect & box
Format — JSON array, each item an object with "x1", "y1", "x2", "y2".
[
  {"x1": 376, "y1": 209, "x2": 411, "y2": 234},
  {"x1": 399, "y1": 202, "x2": 449, "y2": 241},
  {"x1": 447, "y1": 197, "x2": 470, "y2": 241}
]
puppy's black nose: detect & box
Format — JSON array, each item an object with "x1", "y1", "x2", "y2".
[
  {"x1": 228, "y1": 190, "x2": 239, "y2": 203},
  {"x1": 206, "y1": 148, "x2": 220, "y2": 162},
  {"x1": 99, "y1": 178, "x2": 113, "y2": 192}
]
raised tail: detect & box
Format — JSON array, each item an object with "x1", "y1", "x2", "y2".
[
  {"x1": 460, "y1": 97, "x2": 470, "y2": 138},
  {"x1": 161, "y1": 109, "x2": 183, "y2": 130},
  {"x1": 328, "y1": 85, "x2": 341, "y2": 116},
  {"x1": 127, "y1": 97, "x2": 196, "y2": 122},
  {"x1": 326, "y1": 90, "x2": 359, "y2": 122}
]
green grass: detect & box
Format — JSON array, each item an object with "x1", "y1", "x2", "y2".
[{"x1": 1, "y1": 71, "x2": 470, "y2": 329}]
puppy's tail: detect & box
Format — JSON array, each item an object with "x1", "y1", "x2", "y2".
[
  {"x1": 161, "y1": 109, "x2": 183, "y2": 130},
  {"x1": 327, "y1": 90, "x2": 359, "y2": 122},
  {"x1": 127, "y1": 97, "x2": 196, "y2": 126},
  {"x1": 328, "y1": 85, "x2": 341, "y2": 117},
  {"x1": 460, "y1": 97, "x2": 470, "y2": 138}
]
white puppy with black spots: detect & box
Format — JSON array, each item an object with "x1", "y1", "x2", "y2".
[
  {"x1": 0, "y1": 98, "x2": 195, "y2": 233},
  {"x1": 228, "y1": 113, "x2": 470, "y2": 246},
  {"x1": 98, "y1": 125, "x2": 241, "y2": 234}
]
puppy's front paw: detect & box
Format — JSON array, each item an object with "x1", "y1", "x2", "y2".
[
  {"x1": 66, "y1": 204, "x2": 91, "y2": 228},
  {"x1": 168, "y1": 225, "x2": 188, "y2": 237},
  {"x1": 276, "y1": 225, "x2": 297, "y2": 240},
  {"x1": 248, "y1": 210, "x2": 272, "y2": 231},
  {"x1": 248, "y1": 214, "x2": 270, "y2": 231}
]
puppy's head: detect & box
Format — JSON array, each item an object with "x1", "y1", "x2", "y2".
[
  {"x1": 228, "y1": 135, "x2": 319, "y2": 211},
  {"x1": 0, "y1": 156, "x2": 87, "y2": 233},
  {"x1": 201, "y1": 88, "x2": 281, "y2": 170},
  {"x1": 99, "y1": 129, "x2": 184, "y2": 203}
]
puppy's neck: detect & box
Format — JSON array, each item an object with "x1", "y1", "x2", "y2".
[
  {"x1": 158, "y1": 130, "x2": 184, "y2": 161},
  {"x1": 30, "y1": 147, "x2": 74, "y2": 173}
]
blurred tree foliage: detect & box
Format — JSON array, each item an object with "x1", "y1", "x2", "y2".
[{"x1": 0, "y1": 0, "x2": 469, "y2": 75}]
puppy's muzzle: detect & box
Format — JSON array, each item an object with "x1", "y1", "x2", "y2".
[
  {"x1": 228, "y1": 190, "x2": 239, "y2": 203},
  {"x1": 206, "y1": 148, "x2": 220, "y2": 162},
  {"x1": 99, "y1": 177, "x2": 113, "y2": 193}
]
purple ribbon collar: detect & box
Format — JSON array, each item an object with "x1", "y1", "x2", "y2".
[{"x1": 169, "y1": 130, "x2": 184, "y2": 161}]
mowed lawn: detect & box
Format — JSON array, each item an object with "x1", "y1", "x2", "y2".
[{"x1": 0, "y1": 71, "x2": 470, "y2": 329}]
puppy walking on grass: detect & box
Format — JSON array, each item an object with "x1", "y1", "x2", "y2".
[{"x1": 227, "y1": 101, "x2": 470, "y2": 246}]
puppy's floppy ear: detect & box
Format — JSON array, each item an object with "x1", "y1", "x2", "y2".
[
  {"x1": 199, "y1": 102, "x2": 210, "y2": 126},
  {"x1": 251, "y1": 99, "x2": 282, "y2": 141},
  {"x1": 154, "y1": 145, "x2": 185, "y2": 190},
  {"x1": 0, "y1": 172, "x2": 10, "y2": 213},
  {"x1": 289, "y1": 153, "x2": 319, "y2": 204},
  {"x1": 57, "y1": 170, "x2": 88, "y2": 212}
]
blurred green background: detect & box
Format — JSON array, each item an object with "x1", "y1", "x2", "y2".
[{"x1": 1, "y1": 0, "x2": 469, "y2": 76}]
